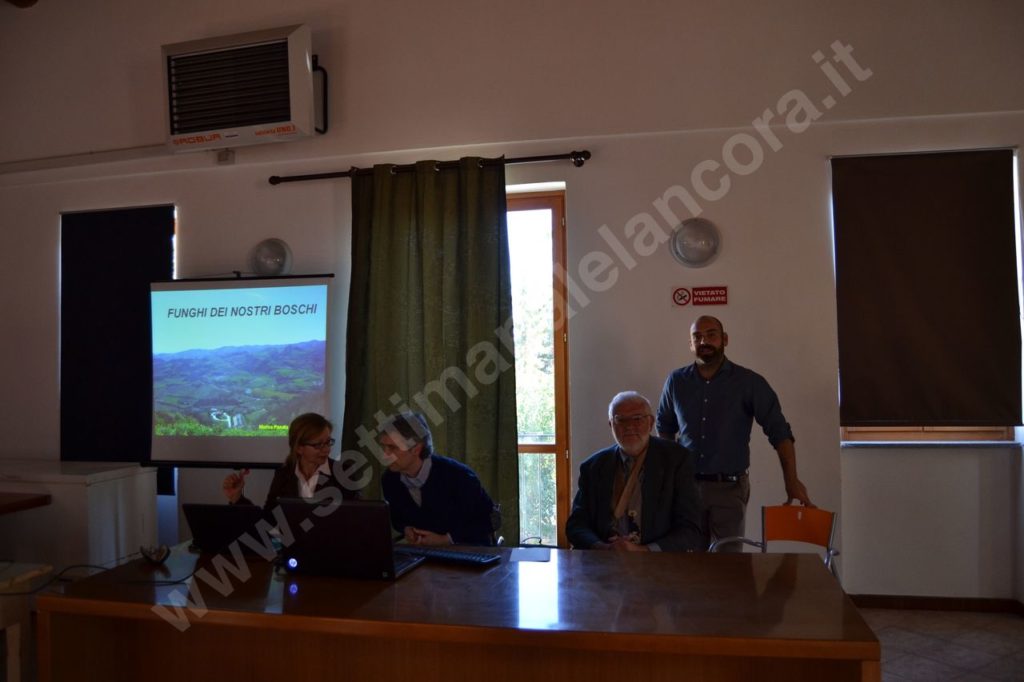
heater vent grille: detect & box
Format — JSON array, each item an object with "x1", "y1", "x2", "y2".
[
  {"x1": 162, "y1": 25, "x2": 314, "y2": 151},
  {"x1": 168, "y1": 40, "x2": 291, "y2": 134}
]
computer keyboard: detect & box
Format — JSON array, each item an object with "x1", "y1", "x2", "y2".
[{"x1": 394, "y1": 545, "x2": 501, "y2": 567}]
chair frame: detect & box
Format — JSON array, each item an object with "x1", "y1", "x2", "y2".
[{"x1": 709, "y1": 505, "x2": 840, "y2": 578}]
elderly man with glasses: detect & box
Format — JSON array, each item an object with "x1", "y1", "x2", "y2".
[{"x1": 566, "y1": 391, "x2": 702, "y2": 552}]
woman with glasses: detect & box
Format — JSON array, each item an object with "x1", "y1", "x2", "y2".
[{"x1": 221, "y1": 412, "x2": 358, "y2": 508}]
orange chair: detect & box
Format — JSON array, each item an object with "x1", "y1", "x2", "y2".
[{"x1": 709, "y1": 505, "x2": 840, "y2": 578}]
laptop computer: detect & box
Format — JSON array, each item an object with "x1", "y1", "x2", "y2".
[
  {"x1": 182, "y1": 503, "x2": 269, "y2": 556},
  {"x1": 277, "y1": 498, "x2": 425, "y2": 580}
]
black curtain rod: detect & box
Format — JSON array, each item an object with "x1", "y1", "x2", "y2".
[{"x1": 267, "y1": 150, "x2": 591, "y2": 185}]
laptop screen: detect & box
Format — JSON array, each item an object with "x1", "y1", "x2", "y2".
[
  {"x1": 276, "y1": 498, "x2": 422, "y2": 580},
  {"x1": 182, "y1": 503, "x2": 268, "y2": 556}
]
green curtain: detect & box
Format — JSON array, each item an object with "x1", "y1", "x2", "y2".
[{"x1": 342, "y1": 157, "x2": 519, "y2": 543}]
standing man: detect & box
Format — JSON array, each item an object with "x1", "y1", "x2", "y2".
[
  {"x1": 657, "y1": 316, "x2": 813, "y2": 550},
  {"x1": 566, "y1": 391, "x2": 703, "y2": 552}
]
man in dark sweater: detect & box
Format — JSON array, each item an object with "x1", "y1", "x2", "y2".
[{"x1": 379, "y1": 412, "x2": 496, "y2": 546}]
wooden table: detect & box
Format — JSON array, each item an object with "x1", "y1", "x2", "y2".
[
  {"x1": 0, "y1": 492, "x2": 51, "y2": 515},
  {"x1": 36, "y1": 548, "x2": 879, "y2": 682}
]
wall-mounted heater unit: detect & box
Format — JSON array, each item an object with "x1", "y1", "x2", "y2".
[{"x1": 163, "y1": 25, "x2": 314, "y2": 152}]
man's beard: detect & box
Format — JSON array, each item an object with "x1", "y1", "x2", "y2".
[
  {"x1": 617, "y1": 434, "x2": 649, "y2": 457},
  {"x1": 695, "y1": 345, "x2": 722, "y2": 365}
]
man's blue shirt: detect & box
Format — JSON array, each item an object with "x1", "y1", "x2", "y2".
[{"x1": 656, "y1": 359, "x2": 794, "y2": 475}]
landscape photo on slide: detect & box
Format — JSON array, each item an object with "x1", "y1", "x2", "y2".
[{"x1": 153, "y1": 339, "x2": 326, "y2": 437}]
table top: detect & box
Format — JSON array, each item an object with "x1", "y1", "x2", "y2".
[
  {"x1": 38, "y1": 547, "x2": 878, "y2": 660},
  {"x1": 0, "y1": 491, "x2": 51, "y2": 515}
]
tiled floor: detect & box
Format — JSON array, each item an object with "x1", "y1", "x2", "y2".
[{"x1": 860, "y1": 608, "x2": 1024, "y2": 681}]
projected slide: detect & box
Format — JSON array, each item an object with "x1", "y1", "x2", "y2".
[{"x1": 151, "y1": 282, "x2": 328, "y2": 439}]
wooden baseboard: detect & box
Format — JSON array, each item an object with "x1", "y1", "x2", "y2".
[{"x1": 850, "y1": 594, "x2": 1024, "y2": 615}]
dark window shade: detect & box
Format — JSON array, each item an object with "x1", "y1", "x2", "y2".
[
  {"x1": 60, "y1": 206, "x2": 175, "y2": 461},
  {"x1": 832, "y1": 149, "x2": 1021, "y2": 427}
]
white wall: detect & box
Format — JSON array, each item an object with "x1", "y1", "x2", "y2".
[
  {"x1": 842, "y1": 445, "x2": 1019, "y2": 597},
  {"x1": 3, "y1": 0, "x2": 1023, "y2": 165},
  {"x1": 0, "y1": 0, "x2": 1021, "y2": 599}
]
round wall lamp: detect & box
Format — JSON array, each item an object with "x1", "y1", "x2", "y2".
[
  {"x1": 669, "y1": 217, "x2": 721, "y2": 267},
  {"x1": 250, "y1": 238, "x2": 293, "y2": 276}
]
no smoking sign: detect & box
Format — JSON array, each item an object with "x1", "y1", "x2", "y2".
[{"x1": 672, "y1": 286, "x2": 728, "y2": 306}]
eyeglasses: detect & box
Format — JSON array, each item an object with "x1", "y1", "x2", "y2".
[
  {"x1": 612, "y1": 414, "x2": 651, "y2": 426},
  {"x1": 302, "y1": 438, "x2": 335, "y2": 450}
]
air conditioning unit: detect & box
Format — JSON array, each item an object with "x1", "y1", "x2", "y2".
[{"x1": 162, "y1": 25, "x2": 314, "y2": 152}]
